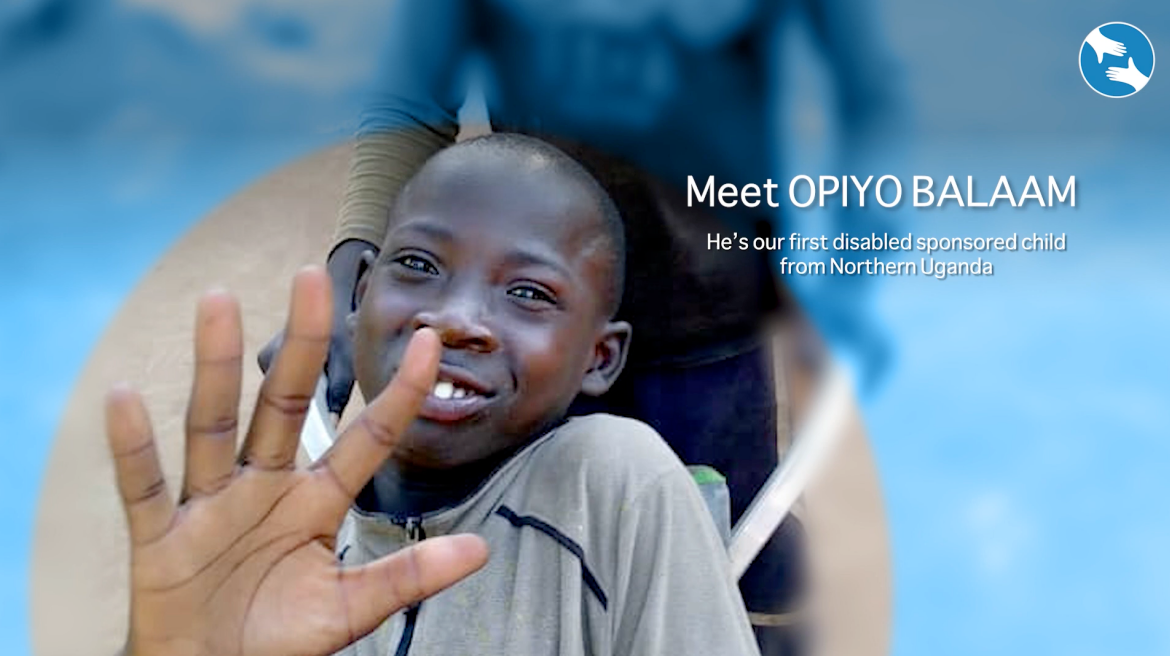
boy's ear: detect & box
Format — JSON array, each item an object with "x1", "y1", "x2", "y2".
[{"x1": 580, "y1": 321, "x2": 632, "y2": 397}]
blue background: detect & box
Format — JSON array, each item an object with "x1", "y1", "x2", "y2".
[{"x1": 2, "y1": 1, "x2": 1168, "y2": 655}]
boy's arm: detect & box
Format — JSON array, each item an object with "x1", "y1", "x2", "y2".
[
  {"x1": 611, "y1": 468, "x2": 762, "y2": 656},
  {"x1": 108, "y1": 268, "x2": 487, "y2": 656}
]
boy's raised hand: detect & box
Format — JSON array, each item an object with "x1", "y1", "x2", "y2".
[{"x1": 106, "y1": 267, "x2": 488, "y2": 656}]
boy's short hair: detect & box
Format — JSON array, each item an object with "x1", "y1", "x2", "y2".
[{"x1": 395, "y1": 133, "x2": 627, "y2": 317}]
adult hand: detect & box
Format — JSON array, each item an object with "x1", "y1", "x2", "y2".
[
  {"x1": 258, "y1": 240, "x2": 379, "y2": 419},
  {"x1": 1085, "y1": 27, "x2": 1126, "y2": 64},
  {"x1": 107, "y1": 267, "x2": 487, "y2": 656},
  {"x1": 1106, "y1": 57, "x2": 1149, "y2": 92}
]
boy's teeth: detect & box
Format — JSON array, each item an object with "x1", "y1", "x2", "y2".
[{"x1": 432, "y1": 379, "x2": 480, "y2": 401}]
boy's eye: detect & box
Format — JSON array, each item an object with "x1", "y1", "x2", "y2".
[
  {"x1": 508, "y1": 285, "x2": 556, "y2": 306},
  {"x1": 392, "y1": 254, "x2": 439, "y2": 275}
]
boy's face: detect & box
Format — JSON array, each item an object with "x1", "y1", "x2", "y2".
[{"x1": 352, "y1": 155, "x2": 629, "y2": 472}]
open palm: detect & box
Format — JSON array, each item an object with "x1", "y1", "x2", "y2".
[
  {"x1": 106, "y1": 268, "x2": 487, "y2": 656},
  {"x1": 1106, "y1": 57, "x2": 1150, "y2": 93},
  {"x1": 1085, "y1": 27, "x2": 1126, "y2": 64}
]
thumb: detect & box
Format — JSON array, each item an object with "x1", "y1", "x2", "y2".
[
  {"x1": 1097, "y1": 49, "x2": 1104, "y2": 64},
  {"x1": 1128, "y1": 57, "x2": 1137, "y2": 71},
  {"x1": 337, "y1": 535, "x2": 489, "y2": 638}
]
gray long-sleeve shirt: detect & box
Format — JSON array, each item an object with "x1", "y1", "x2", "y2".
[{"x1": 334, "y1": 414, "x2": 760, "y2": 656}]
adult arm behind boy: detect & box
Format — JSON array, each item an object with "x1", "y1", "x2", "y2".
[
  {"x1": 106, "y1": 268, "x2": 487, "y2": 656},
  {"x1": 268, "y1": 0, "x2": 471, "y2": 415}
]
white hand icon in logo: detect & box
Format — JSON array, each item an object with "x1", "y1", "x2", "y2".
[
  {"x1": 1106, "y1": 57, "x2": 1149, "y2": 92},
  {"x1": 1085, "y1": 27, "x2": 1127, "y2": 64}
]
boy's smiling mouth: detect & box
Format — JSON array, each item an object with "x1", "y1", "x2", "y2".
[{"x1": 417, "y1": 365, "x2": 496, "y2": 423}]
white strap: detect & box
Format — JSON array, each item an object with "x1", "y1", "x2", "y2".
[{"x1": 300, "y1": 376, "x2": 337, "y2": 462}]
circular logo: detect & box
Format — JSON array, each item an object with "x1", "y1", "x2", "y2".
[{"x1": 1080, "y1": 22, "x2": 1155, "y2": 98}]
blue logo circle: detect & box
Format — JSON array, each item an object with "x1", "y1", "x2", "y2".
[
  {"x1": 1081, "y1": 22, "x2": 1155, "y2": 96},
  {"x1": 1080, "y1": 23, "x2": 1155, "y2": 98}
]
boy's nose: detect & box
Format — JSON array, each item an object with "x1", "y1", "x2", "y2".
[{"x1": 412, "y1": 298, "x2": 499, "y2": 352}]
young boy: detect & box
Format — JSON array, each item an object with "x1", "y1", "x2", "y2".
[{"x1": 106, "y1": 134, "x2": 759, "y2": 656}]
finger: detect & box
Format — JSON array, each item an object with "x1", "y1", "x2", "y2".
[
  {"x1": 106, "y1": 385, "x2": 176, "y2": 545},
  {"x1": 340, "y1": 534, "x2": 488, "y2": 636},
  {"x1": 359, "y1": 249, "x2": 377, "y2": 274},
  {"x1": 183, "y1": 291, "x2": 244, "y2": 500},
  {"x1": 257, "y1": 330, "x2": 283, "y2": 374},
  {"x1": 349, "y1": 248, "x2": 378, "y2": 309},
  {"x1": 243, "y1": 267, "x2": 331, "y2": 469},
  {"x1": 324, "y1": 354, "x2": 355, "y2": 417},
  {"x1": 312, "y1": 329, "x2": 439, "y2": 504}
]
